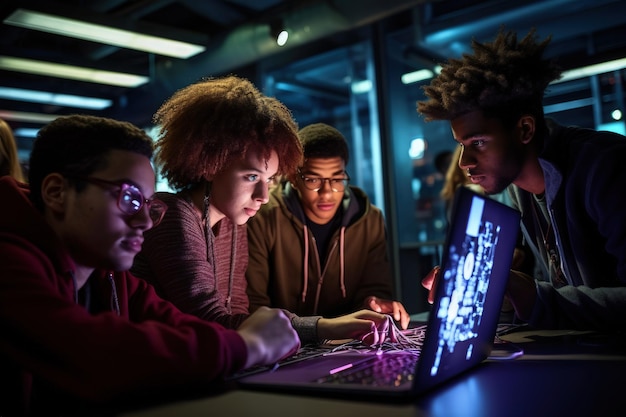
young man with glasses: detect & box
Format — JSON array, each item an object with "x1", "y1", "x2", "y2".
[
  {"x1": 247, "y1": 122, "x2": 410, "y2": 329},
  {"x1": 0, "y1": 114, "x2": 300, "y2": 415}
]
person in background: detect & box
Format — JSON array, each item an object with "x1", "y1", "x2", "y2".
[
  {"x1": 418, "y1": 28, "x2": 626, "y2": 331},
  {"x1": 439, "y1": 144, "x2": 484, "y2": 222},
  {"x1": 0, "y1": 114, "x2": 300, "y2": 416},
  {"x1": 433, "y1": 149, "x2": 453, "y2": 178},
  {"x1": 246, "y1": 122, "x2": 410, "y2": 329},
  {"x1": 131, "y1": 76, "x2": 394, "y2": 346},
  {"x1": 0, "y1": 118, "x2": 26, "y2": 182}
]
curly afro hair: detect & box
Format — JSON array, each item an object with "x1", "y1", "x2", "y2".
[
  {"x1": 417, "y1": 28, "x2": 562, "y2": 124},
  {"x1": 153, "y1": 75, "x2": 302, "y2": 191}
]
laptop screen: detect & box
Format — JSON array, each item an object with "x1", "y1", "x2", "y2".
[{"x1": 413, "y1": 186, "x2": 520, "y2": 393}]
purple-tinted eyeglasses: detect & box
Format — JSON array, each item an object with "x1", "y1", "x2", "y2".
[{"x1": 73, "y1": 177, "x2": 167, "y2": 226}]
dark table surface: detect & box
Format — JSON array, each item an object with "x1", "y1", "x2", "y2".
[{"x1": 118, "y1": 325, "x2": 626, "y2": 417}]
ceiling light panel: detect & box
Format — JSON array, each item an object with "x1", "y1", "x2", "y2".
[
  {"x1": 554, "y1": 57, "x2": 626, "y2": 84},
  {"x1": 4, "y1": 9, "x2": 206, "y2": 59},
  {"x1": 0, "y1": 56, "x2": 149, "y2": 87},
  {"x1": 0, "y1": 110, "x2": 58, "y2": 124},
  {"x1": 0, "y1": 87, "x2": 112, "y2": 110}
]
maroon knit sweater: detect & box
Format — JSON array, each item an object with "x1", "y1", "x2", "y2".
[{"x1": 132, "y1": 192, "x2": 250, "y2": 329}]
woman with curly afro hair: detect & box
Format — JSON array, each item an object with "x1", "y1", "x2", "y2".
[{"x1": 418, "y1": 28, "x2": 626, "y2": 332}]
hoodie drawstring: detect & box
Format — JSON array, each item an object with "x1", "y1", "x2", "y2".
[
  {"x1": 301, "y1": 225, "x2": 309, "y2": 303},
  {"x1": 339, "y1": 226, "x2": 346, "y2": 298},
  {"x1": 225, "y1": 225, "x2": 236, "y2": 313}
]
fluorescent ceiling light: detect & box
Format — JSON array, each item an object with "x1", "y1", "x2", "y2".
[
  {"x1": 5, "y1": 9, "x2": 206, "y2": 59},
  {"x1": 0, "y1": 87, "x2": 112, "y2": 110},
  {"x1": 401, "y1": 58, "x2": 626, "y2": 86},
  {"x1": 401, "y1": 69, "x2": 434, "y2": 84},
  {"x1": 553, "y1": 57, "x2": 626, "y2": 84},
  {"x1": 0, "y1": 56, "x2": 149, "y2": 87},
  {"x1": 0, "y1": 110, "x2": 57, "y2": 123},
  {"x1": 401, "y1": 66, "x2": 442, "y2": 85},
  {"x1": 14, "y1": 128, "x2": 39, "y2": 138}
]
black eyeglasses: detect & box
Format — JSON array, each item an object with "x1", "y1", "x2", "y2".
[
  {"x1": 297, "y1": 170, "x2": 350, "y2": 193},
  {"x1": 72, "y1": 177, "x2": 167, "y2": 226}
]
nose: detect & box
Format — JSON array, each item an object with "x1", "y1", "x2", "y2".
[
  {"x1": 458, "y1": 146, "x2": 475, "y2": 171},
  {"x1": 129, "y1": 203, "x2": 154, "y2": 230},
  {"x1": 254, "y1": 181, "x2": 270, "y2": 204},
  {"x1": 318, "y1": 179, "x2": 333, "y2": 195}
]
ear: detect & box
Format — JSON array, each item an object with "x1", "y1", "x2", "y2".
[
  {"x1": 41, "y1": 173, "x2": 69, "y2": 215},
  {"x1": 518, "y1": 115, "x2": 535, "y2": 144}
]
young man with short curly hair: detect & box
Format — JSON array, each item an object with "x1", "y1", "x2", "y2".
[{"x1": 418, "y1": 28, "x2": 626, "y2": 331}]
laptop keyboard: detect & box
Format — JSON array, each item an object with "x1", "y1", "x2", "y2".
[
  {"x1": 229, "y1": 323, "x2": 427, "y2": 382},
  {"x1": 315, "y1": 351, "x2": 420, "y2": 386}
]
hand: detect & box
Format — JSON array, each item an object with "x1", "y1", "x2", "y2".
[
  {"x1": 317, "y1": 310, "x2": 396, "y2": 346},
  {"x1": 421, "y1": 266, "x2": 441, "y2": 304},
  {"x1": 237, "y1": 306, "x2": 300, "y2": 369},
  {"x1": 364, "y1": 296, "x2": 410, "y2": 329},
  {"x1": 505, "y1": 270, "x2": 537, "y2": 322}
]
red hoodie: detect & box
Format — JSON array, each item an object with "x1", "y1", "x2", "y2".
[{"x1": 0, "y1": 177, "x2": 247, "y2": 415}]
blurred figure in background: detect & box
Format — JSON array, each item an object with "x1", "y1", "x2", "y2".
[
  {"x1": 439, "y1": 145, "x2": 484, "y2": 222},
  {"x1": 0, "y1": 118, "x2": 26, "y2": 182}
]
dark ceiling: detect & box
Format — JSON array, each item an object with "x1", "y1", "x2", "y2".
[{"x1": 2, "y1": 0, "x2": 626, "y2": 155}]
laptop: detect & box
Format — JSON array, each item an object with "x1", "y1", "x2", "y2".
[{"x1": 235, "y1": 186, "x2": 521, "y2": 398}]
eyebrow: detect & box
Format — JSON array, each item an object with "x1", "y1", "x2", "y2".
[
  {"x1": 239, "y1": 162, "x2": 277, "y2": 177},
  {"x1": 457, "y1": 131, "x2": 489, "y2": 142},
  {"x1": 301, "y1": 169, "x2": 346, "y2": 176}
]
